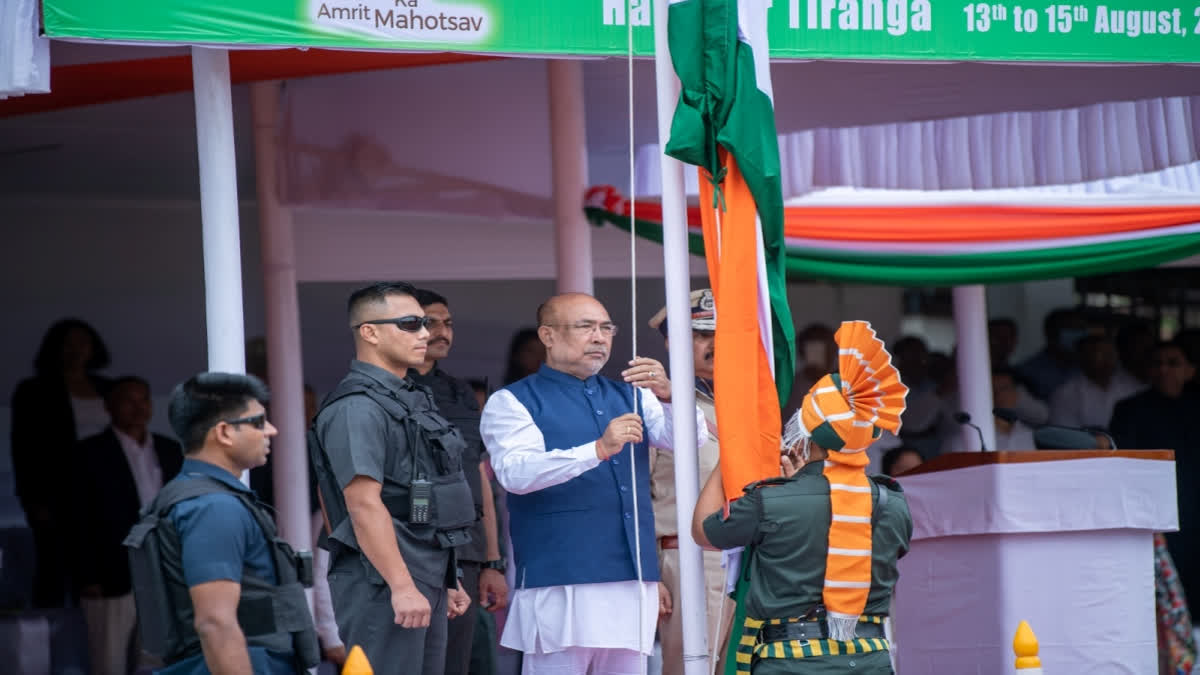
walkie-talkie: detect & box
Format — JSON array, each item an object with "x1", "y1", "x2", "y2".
[{"x1": 410, "y1": 478, "x2": 433, "y2": 524}]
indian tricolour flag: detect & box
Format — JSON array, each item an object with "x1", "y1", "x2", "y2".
[{"x1": 665, "y1": 0, "x2": 795, "y2": 503}]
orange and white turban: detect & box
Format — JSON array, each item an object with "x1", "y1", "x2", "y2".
[{"x1": 781, "y1": 320, "x2": 908, "y2": 641}]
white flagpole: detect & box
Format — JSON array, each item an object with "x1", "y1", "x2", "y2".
[{"x1": 653, "y1": 2, "x2": 711, "y2": 674}]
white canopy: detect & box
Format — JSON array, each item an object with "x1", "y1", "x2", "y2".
[{"x1": 636, "y1": 92, "x2": 1200, "y2": 197}]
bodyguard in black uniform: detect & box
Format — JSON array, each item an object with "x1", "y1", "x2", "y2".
[
  {"x1": 410, "y1": 288, "x2": 509, "y2": 675},
  {"x1": 309, "y1": 282, "x2": 476, "y2": 674}
]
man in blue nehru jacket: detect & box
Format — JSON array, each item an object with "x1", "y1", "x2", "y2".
[{"x1": 480, "y1": 292, "x2": 706, "y2": 675}]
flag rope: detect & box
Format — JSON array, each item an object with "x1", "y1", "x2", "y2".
[{"x1": 626, "y1": 3, "x2": 648, "y2": 674}]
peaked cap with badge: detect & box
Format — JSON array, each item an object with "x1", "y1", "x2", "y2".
[{"x1": 648, "y1": 288, "x2": 716, "y2": 336}]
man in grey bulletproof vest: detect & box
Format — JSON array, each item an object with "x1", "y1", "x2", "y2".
[{"x1": 310, "y1": 282, "x2": 474, "y2": 674}]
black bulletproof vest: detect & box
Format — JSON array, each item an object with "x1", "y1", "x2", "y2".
[
  {"x1": 308, "y1": 373, "x2": 477, "y2": 550},
  {"x1": 124, "y1": 476, "x2": 321, "y2": 670},
  {"x1": 410, "y1": 370, "x2": 485, "y2": 512},
  {"x1": 410, "y1": 369, "x2": 490, "y2": 560}
]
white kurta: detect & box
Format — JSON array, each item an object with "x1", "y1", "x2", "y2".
[
  {"x1": 993, "y1": 420, "x2": 1036, "y2": 452},
  {"x1": 481, "y1": 384, "x2": 706, "y2": 655},
  {"x1": 1048, "y1": 370, "x2": 1144, "y2": 430}
]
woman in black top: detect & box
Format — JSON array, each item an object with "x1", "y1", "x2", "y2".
[{"x1": 11, "y1": 318, "x2": 112, "y2": 607}]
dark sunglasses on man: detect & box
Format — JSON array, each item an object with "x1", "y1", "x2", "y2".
[
  {"x1": 353, "y1": 315, "x2": 431, "y2": 333},
  {"x1": 224, "y1": 413, "x2": 268, "y2": 430}
]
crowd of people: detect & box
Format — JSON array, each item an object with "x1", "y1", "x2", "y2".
[{"x1": 6, "y1": 292, "x2": 1197, "y2": 674}]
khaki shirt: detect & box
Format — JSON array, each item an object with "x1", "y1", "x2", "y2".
[{"x1": 650, "y1": 388, "x2": 720, "y2": 537}]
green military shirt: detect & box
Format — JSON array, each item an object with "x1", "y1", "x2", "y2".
[{"x1": 702, "y1": 461, "x2": 912, "y2": 673}]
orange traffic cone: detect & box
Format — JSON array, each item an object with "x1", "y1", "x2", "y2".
[{"x1": 341, "y1": 645, "x2": 373, "y2": 675}]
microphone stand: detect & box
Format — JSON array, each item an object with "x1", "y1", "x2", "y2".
[{"x1": 954, "y1": 412, "x2": 988, "y2": 452}]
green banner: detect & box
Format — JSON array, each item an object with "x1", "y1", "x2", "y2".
[{"x1": 41, "y1": 0, "x2": 1200, "y2": 63}]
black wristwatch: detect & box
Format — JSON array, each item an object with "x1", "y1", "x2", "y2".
[{"x1": 482, "y1": 559, "x2": 507, "y2": 572}]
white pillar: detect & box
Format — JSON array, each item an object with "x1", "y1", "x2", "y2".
[
  {"x1": 192, "y1": 47, "x2": 247, "y2": 375},
  {"x1": 654, "y1": 3, "x2": 710, "y2": 673},
  {"x1": 547, "y1": 59, "x2": 593, "y2": 295},
  {"x1": 251, "y1": 80, "x2": 312, "y2": 550},
  {"x1": 953, "y1": 285, "x2": 996, "y2": 452}
]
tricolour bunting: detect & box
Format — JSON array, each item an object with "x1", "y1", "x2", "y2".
[{"x1": 584, "y1": 187, "x2": 1200, "y2": 285}]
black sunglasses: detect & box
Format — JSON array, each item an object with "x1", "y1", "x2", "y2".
[
  {"x1": 224, "y1": 413, "x2": 267, "y2": 430},
  {"x1": 354, "y1": 315, "x2": 431, "y2": 333}
]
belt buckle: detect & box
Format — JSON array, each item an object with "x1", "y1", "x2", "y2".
[
  {"x1": 801, "y1": 605, "x2": 826, "y2": 622},
  {"x1": 796, "y1": 619, "x2": 823, "y2": 642}
]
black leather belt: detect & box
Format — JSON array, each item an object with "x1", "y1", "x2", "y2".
[{"x1": 760, "y1": 620, "x2": 886, "y2": 643}]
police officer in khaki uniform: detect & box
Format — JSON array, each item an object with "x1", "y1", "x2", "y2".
[
  {"x1": 693, "y1": 321, "x2": 912, "y2": 674},
  {"x1": 647, "y1": 289, "x2": 735, "y2": 675},
  {"x1": 309, "y1": 282, "x2": 475, "y2": 674}
]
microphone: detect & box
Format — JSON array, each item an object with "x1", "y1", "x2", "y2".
[
  {"x1": 993, "y1": 408, "x2": 1118, "y2": 451},
  {"x1": 993, "y1": 407, "x2": 1020, "y2": 425},
  {"x1": 953, "y1": 411, "x2": 988, "y2": 452},
  {"x1": 1081, "y1": 426, "x2": 1118, "y2": 451}
]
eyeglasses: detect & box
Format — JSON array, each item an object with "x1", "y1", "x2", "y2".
[
  {"x1": 355, "y1": 316, "x2": 431, "y2": 333},
  {"x1": 224, "y1": 413, "x2": 267, "y2": 430},
  {"x1": 544, "y1": 321, "x2": 619, "y2": 337},
  {"x1": 425, "y1": 318, "x2": 453, "y2": 330}
]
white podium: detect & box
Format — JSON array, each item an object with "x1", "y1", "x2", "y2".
[{"x1": 891, "y1": 451, "x2": 1178, "y2": 674}]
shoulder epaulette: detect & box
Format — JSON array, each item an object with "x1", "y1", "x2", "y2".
[
  {"x1": 743, "y1": 476, "x2": 790, "y2": 493},
  {"x1": 869, "y1": 474, "x2": 904, "y2": 493}
]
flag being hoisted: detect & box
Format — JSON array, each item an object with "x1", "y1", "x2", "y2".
[
  {"x1": 665, "y1": 0, "x2": 795, "y2": 503},
  {"x1": 665, "y1": 3, "x2": 795, "y2": 671}
]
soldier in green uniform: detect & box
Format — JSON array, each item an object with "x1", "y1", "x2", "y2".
[{"x1": 692, "y1": 321, "x2": 913, "y2": 674}]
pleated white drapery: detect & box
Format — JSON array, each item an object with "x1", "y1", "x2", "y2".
[
  {"x1": 636, "y1": 95, "x2": 1200, "y2": 198},
  {"x1": 0, "y1": 0, "x2": 49, "y2": 100}
]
